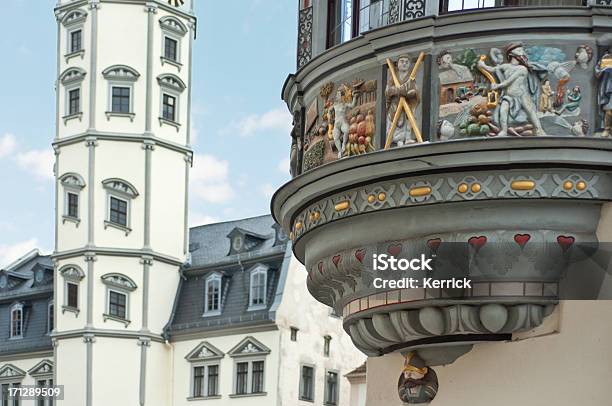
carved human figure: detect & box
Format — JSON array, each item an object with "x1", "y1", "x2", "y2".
[
  {"x1": 397, "y1": 352, "x2": 438, "y2": 404},
  {"x1": 575, "y1": 45, "x2": 593, "y2": 69},
  {"x1": 595, "y1": 50, "x2": 612, "y2": 137},
  {"x1": 478, "y1": 43, "x2": 546, "y2": 137},
  {"x1": 289, "y1": 110, "x2": 302, "y2": 177},
  {"x1": 539, "y1": 79, "x2": 554, "y2": 113},
  {"x1": 386, "y1": 55, "x2": 420, "y2": 146},
  {"x1": 555, "y1": 85, "x2": 581, "y2": 115},
  {"x1": 331, "y1": 85, "x2": 358, "y2": 158},
  {"x1": 437, "y1": 50, "x2": 474, "y2": 83}
]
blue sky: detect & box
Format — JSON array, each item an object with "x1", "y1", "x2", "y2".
[{"x1": 0, "y1": 0, "x2": 296, "y2": 266}]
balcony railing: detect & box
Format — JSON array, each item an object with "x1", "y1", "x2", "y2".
[{"x1": 440, "y1": 0, "x2": 586, "y2": 14}]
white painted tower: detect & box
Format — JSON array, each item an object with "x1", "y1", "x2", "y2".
[{"x1": 51, "y1": 1, "x2": 195, "y2": 405}]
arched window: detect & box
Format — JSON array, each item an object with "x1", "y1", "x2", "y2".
[
  {"x1": 157, "y1": 74, "x2": 186, "y2": 130},
  {"x1": 159, "y1": 16, "x2": 188, "y2": 70},
  {"x1": 203, "y1": 273, "x2": 221, "y2": 316},
  {"x1": 59, "y1": 264, "x2": 85, "y2": 316},
  {"x1": 101, "y1": 273, "x2": 137, "y2": 326},
  {"x1": 59, "y1": 68, "x2": 87, "y2": 124},
  {"x1": 59, "y1": 172, "x2": 86, "y2": 225},
  {"x1": 10, "y1": 303, "x2": 24, "y2": 339},
  {"x1": 102, "y1": 178, "x2": 139, "y2": 235},
  {"x1": 248, "y1": 265, "x2": 268, "y2": 310},
  {"x1": 102, "y1": 65, "x2": 140, "y2": 121},
  {"x1": 61, "y1": 9, "x2": 87, "y2": 62}
]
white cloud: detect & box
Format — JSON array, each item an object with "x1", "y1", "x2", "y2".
[
  {"x1": 235, "y1": 107, "x2": 292, "y2": 137},
  {"x1": 278, "y1": 157, "x2": 290, "y2": 174},
  {"x1": 16, "y1": 149, "x2": 55, "y2": 180},
  {"x1": 259, "y1": 183, "x2": 276, "y2": 199},
  {"x1": 0, "y1": 239, "x2": 39, "y2": 269},
  {"x1": 189, "y1": 212, "x2": 219, "y2": 227},
  {"x1": 190, "y1": 153, "x2": 234, "y2": 204},
  {"x1": 0, "y1": 133, "x2": 17, "y2": 158}
]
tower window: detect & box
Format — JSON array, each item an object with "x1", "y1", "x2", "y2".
[
  {"x1": 324, "y1": 371, "x2": 339, "y2": 405},
  {"x1": 324, "y1": 335, "x2": 332, "y2": 357},
  {"x1": 10, "y1": 304, "x2": 23, "y2": 339},
  {"x1": 164, "y1": 37, "x2": 178, "y2": 61},
  {"x1": 108, "y1": 290, "x2": 127, "y2": 319},
  {"x1": 204, "y1": 274, "x2": 221, "y2": 316},
  {"x1": 162, "y1": 94, "x2": 176, "y2": 122},
  {"x1": 300, "y1": 365, "x2": 315, "y2": 401},
  {"x1": 248, "y1": 266, "x2": 267, "y2": 310},
  {"x1": 70, "y1": 29, "x2": 82, "y2": 53},
  {"x1": 111, "y1": 87, "x2": 131, "y2": 114},
  {"x1": 109, "y1": 196, "x2": 128, "y2": 227},
  {"x1": 68, "y1": 88, "x2": 80, "y2": 115},
  {"x1": 67, "y1": 192, "x2": 79, "y2": 218},
  {"x1": 67, "y1": 282, "x2": 79, "y2": 309},
  {"x1": 290, "y1": 327, "x2": 298, "y2": 341}
]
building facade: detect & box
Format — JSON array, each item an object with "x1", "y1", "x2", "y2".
[{"x1": 275, "y1": 0, "x2": 612, "y2": 405}]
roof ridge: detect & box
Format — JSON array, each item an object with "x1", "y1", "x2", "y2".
[{"x1": 189, "y1": 213, "x2": 273, "y2": 230}]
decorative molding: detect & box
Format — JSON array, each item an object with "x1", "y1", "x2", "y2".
[
  {"x1": 64, "y1": 49, "x2": 86, "y2": 63},
  {"x1": 60, "y1": 67, "x2": 87, "y2": 85},
  {"x1": 61, "y1": 9, "x2": 88, "y2": 27},
  {"x1": 297, "y1": 5, "x2": 313, "y2": 69},
  {"x1": 157, "y1": 73, "x2": 187, "y2": 93},
  {"x1": 102, "y1": 65, "x2": 140, "y2": 81},
  {"x1": 103, "y1": 313, "x2": 131, "y2": 327},
  {"x1": 27, "y1": 360, "x2": 54, "y2": 378},
  {"x1": 185, "y1": 341, "x2": 225, "y2": 361},
  {"x1": 59, "y1": 264, "x2": 85, "y2": 282},
  {"x1": 101, "y1": 273, "x2": 138, "y2": 291},
  {"x1": 60, "y1": 172, "x2": 86, "y2": 189},
  {"x1": 388, "y1": 0, "x2": 401, "y2": 24},
  {"x1": 159, "y1": 15, "x2": 188, "y2": 36},
  {"x1": 402, "y1": 0, "x2": 426, "y2": 20},
  {"x1": 102, "y1": 178, "x2": 139, "y2": 198},
  {"x1": 0, "y1": 364, "x2": 26, "y2": 382},
  {"x1": 228, "y1": 336, "x2": 271, "y2": 357}
]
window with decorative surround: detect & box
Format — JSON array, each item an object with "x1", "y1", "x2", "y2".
[
  {"x1": 59, "y1": 68, "x2": 86, "y2": 124},
  {"x1": 228, "y1": 337, "x2": 271, "y2": 398},
  {"x1": 28, "y1": 360, "x2": 54, "y2": 406},
  {"x1": 157, "y1": 73, "x2": 186, "y2": 130},
  {"x1": 59, "y1": 172, "x2": 85, "y2": 226},
  {"x1": 102, "y1": 178, "x2": 139, "y2": 235},
  {"x1": 9, "y1": 303, "x2": 24, "y2": 339},
  {"x1": 59, "y1": 265, "x2": 85, "y2": 316},
  {"x1": 102, "y1": 65, "x2": 140, "y2": 121},
  {"x1": 101, "y1": 273, "x2": 137, "y2": 326},
  {"x1": 248, "y1": 264, "x2": 268, "y2": 311},
  {"x1": 0, "y1": 364, "x2": 25, "y2": 405},
  {"x1": 185, "y1": 341, "x2": 225, "y2": 400},
  {"x1": 60, "y1": 9, "x2": 87, "y2": 62},
  {"x1": 159, "y1": 16, "x2": 188, "y2": 70},
  {"x1": 203, "y1": 273, "x2": 222, "y2": 316}
]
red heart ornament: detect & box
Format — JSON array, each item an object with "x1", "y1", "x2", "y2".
[
  {"x1": 355, "y1": 249, "x2": 365, "y2": 263},
  {"x1": 557, "y1": 236, "x2": 575, "y2": 253},
  {"x1": 387, "y1": 243, "x2": 402, "y2": 257},
  {"x1": 332, "y1": 255, "x2": 342, "y2": 267},
  {"x1": 468, "y1": 236, "x2": 487, "y2": 251},
  {"x1": 514, "y1": 233, "x2": 531, "y2": 249},
  {"x1": 427, "y1": 238, "x2": 442, "y2": 252}
]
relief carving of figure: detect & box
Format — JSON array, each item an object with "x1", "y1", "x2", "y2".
[
  {"x1": 397, "y1": 352, "x2": 438, "y2": 404},
  {"x1": 289, "y1": 110, "x2": 302, "y2": 177},
  {"x1": 477, "y1": 43, "x2": 546, "y2": 136},
  {"x1": 555, "y1": 85, "x2": 581, "y2": 115},
  {"x1": 386, "y1": 55, "x2": 420, "y2": 146},
  {"x1": 331, "y1": 85, "x2": 359, "y2": 158},
  {"x1": 595, "y1": 50, "x2": 612, "y2": 137},
  {"x1": 539, "y1": 79, "x2": 554, "y2": 113}
]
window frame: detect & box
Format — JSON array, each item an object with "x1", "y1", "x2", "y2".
[
  {"x1": 110, "y1": 86, "x2": 132, "y2": 115},
  {"x1": 299, "y1": 364, "x2": 316, "y2": 402},
  {"x1": 324, "y1": 370, "x2": 340, "y2": 405},
  {"x1": 248, "y1": 265, "x2": 268, "y2": 311},
  {"x1": 157, "y1": 74, "x2": 186, "y2": 130},
  {"x1": 101, "y1": 273, "x2": 137, "y2": 326},
  {"x1": 290, "y1": 326, "x2": 299, "y2": 342},
  {"x1": 59, "y1": 173, "x2": 85, "y2": 226},
  {"x1": 162, "y1": 93, "x2": 177, "y2": 122},
  {"x1": 203, "y1": 273, "x2": 222, "y2": 317},
  {"x1": 59, "y1": 264, "x2": 85, "y2": 316},
  {"x1": 63, "y1": 10, "x2": 87, "y2": 62},
  {"x1": 102, "y1": 178, "x2": 139, "y2": 236},
  {"x1": 231, "y1": 358, "x2": 267, "y2": 397},
  {"x1": 66, "y1": 281, "x2": 79, "y2": 310},
  {"x1": 47, "y1": 301, "x2": 54, "y2": 334},
  {"x1": 69, "y1": 28, "x2": 83, "y2": 54},
  {"x1": 59, "y1": 69, "x2": 86, "y2": 124},
  {"x1": 163, "y1": 35, "x2": 180, "y2": 63},
  {"x1": 159, "y1": 16, "x2": 187, "y2": 70},
  {"x1": 185, "y1": 342, "x2": 225, "y2": 400},
  {"x1": 9, "y1": 303, "x2": 24, "y2": 339},
  {"x1": 107, "y1": 289, "x2": 128, "y2": 320},
  {"x1": 102, "y1": 65, "x2": 140, "y2": 122},
  {"x1": 324, "y1": 335, "x2": 332, "y2": 357}
]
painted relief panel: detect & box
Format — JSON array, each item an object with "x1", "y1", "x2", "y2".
[
  {"x1": 302, "y1": 70, "x2": 378, "y2": 172},
  {"x1": 436, "y1": 42, "x2": 596, "y2": 140}
]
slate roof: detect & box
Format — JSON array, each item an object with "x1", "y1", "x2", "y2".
[
  {"x1": 0, "y1": 250, "x2": 54, "y2": 356},
  {"x1": 166, "y1": 215, "x2": 290, "y2": 338}
]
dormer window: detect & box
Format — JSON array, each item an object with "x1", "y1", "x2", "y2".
[
  {"x1": 10, "y1": 303, "x2": 24, "y2": 339},
  {"x1": 204, "y1": 273, "x2": 221, "y2": 316},
  {"x1": 248, "y1": 265, "x2": 268, "y2": 311},
  {"x1": 227, "y1": 227, "x2": 267, "y2": 256}
]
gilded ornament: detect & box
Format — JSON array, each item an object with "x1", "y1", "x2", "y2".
[
  {"x1": 368, "y1": 194, "x2": 376, "y2": 203},
  {"x1": 576, "y1": 181, "x2": 587, "y2": 190},
  {"x1": 409, "y1": 186, "x2": 432, "y2": 197},
  {"x1": 511, "y1": 180, "x2": 536, "y2": 191},
  {"x1": 563, "y1": 181, "x2": 574, "y2": 190},
  {"x1": 457, "y1": 183, "x2": 468, "y2": 193},
  {"x1": 335, "y1": 201, "x2": 350, "y2": 211},
  {"x1": 378, "y1": 192, "x2": 386, "y2": 201},
  {"x1": 471, "y1": 183, "x2": 481, "y2": 193}
]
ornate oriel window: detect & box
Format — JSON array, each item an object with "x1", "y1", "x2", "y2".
[
  {"x1": 228, "y1": 337, "x2": 271, "y2": 397},
  {"x1": 102, "y1": 65, "x2": 140, "y2": 121},
  {"x1": 9, "y1": 303, "x2": 24, "y2": 339},
  {"x1": 157, "y1": 73, "x2": 186, "y2": 130},
  {"x1": 61, "y1": 9, "x2": 87, "y2": 62},
  {"x1": 185, "y1": 342, "x2": 225, "y2": 400},
  {"x1": 59, "y1": 265, "x2": 85, "y2": 316},
  {"x1": 59, "y1": 68, "x2": 86, "y2": 124},
  {"x1": 101, "y1": 273, "x2": 137, "y2": 326},
  {"x1": 59, "y1": 172, "x2": 85, "y2": 226},
  {"x1": 248, "y1": 265, "x2": 268, "y2": 311},
  {"x1": 203, "y1": 273, "x2": 222, "y2": 316},
  {"x1": 102, "y1": 178, "x2": 139, "y2": 235},
  {"x1": 159, "y1": 16, "x2": 188, "y2": 70}
]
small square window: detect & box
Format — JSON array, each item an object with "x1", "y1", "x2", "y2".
[
  {"x1": 164, "y1": 37, "x2": 178, "y2": 61},
  {"x1": 162, "y1": 94, "x2": 176, "y2": 122},
  {"x1": 71, "y1": 29, "x2": 82, "y2": 53},
  {"x1": 290, "y1": 327, "x2": 298, "y2": 342},
  {"x1": 67, "y1": 282, "x2": 79, "y2": 308},
  {"x1": 111, "y1": 87, "x2": 130, "y2": 114},
  {"x1": 109, "y1": 290, "x2": 127, "y2": 319},
  {"x1": 68, "y1": 88, "x2": 80, "y2": 115},
  {"x1": 109, "y1": 196, "x2": 128, "y2": 227},
  {"x1": 67, "y1": 192, "x2": 79, "y2": 218}
]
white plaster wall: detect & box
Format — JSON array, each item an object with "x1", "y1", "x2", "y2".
[
  {"x1": 0, "y1": 356, "x2": 54, "y2": 406},
  {"x1": 55, "y1": 142, "x2": 89, "y2": 252},
  {"x1": 366, "y1": 301, "x2": 612, "y2": 406},
  {"x1": 55, "y1": 257, "x2": 88, "y2": 332},
  {"x1": 145, "y1": 341, "x2": 174, "y2": 406},
  {"x1": 56, "y1": 337, "x2": 87, "y2": 406},
  {"x1": 146, "y1": 261, "x2": 181, "y2": 332},
  {"x1": 93, "y1": 140, "x2": 145, "y2": 249},
  {"x1": 149, "y1": 145, "x2": 187, "y2": 259},
  {"x1": 275, "y1": 256, "x2": 366, "y2": 406},
  {"x1": 171, "y1": 330, "x2": 281, "y2": 406}
]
